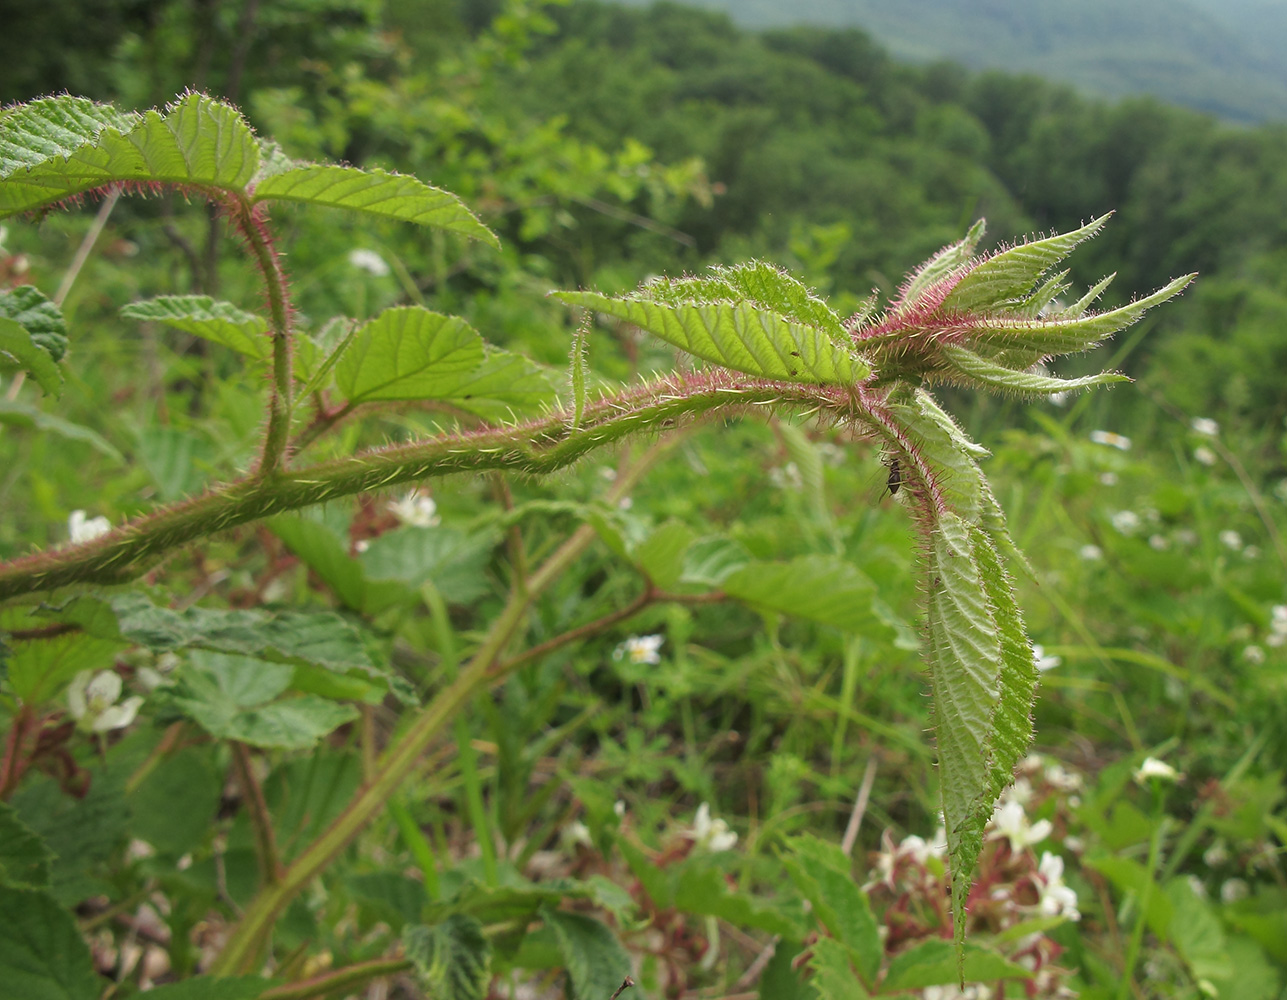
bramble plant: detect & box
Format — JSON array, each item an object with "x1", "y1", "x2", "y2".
[{"x1": 0, "y1": 92, "x2": 1192, "y2": 998}]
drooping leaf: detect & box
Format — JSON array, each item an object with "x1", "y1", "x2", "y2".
[
  {"x1": 253, "y1": 164, "x2": 498, "y2": 247},
  {"x1": 723, "y1": 555, "x2": 892, "y2": 637},
  {"x1": 168, "y1": 651, "x2": 358, "y2": 750},
  {"x1": 541, "y1": 908, "x2": 634, "y2": 1000},
  {"x1": 881, "y1": 939, "x2": 1030, "y2": 990},
  {"x1": 942, "y1": 214, "x2": 1110, "y2": 313},
  {"x1": 0, "y1": 317, "x2": 63, "y2": 396},
  {"x1": 0, "y1": 285, "x2": 68, "y2": 362},
  {"x1": 555, "y1": 291, "x2": 865, "y2": 385},
  {"x1": 0, "y1": 93, "x2": 259, "y2": 215},
  {"x1": 121, "y1": 295, "x2": 269, "y2": 360},
  {"x1": 925, "y1": 513, "x2": 1002, "y2": 943},
  {"x1": 334, "y1": 307, "x2": 485, "y2": 405},
  {"x1": 0, "y1": 887, "x2": 100, "y2": 1000},
  {"x1": 940, "y1": 345, "x2": 1129, "y2": 396},
  {"x1": 0, "y1": 803, "x2": 53, "y2": 889},
  {"x1": 404, "y1": 915, "x2": 493, "y2": 1000}
]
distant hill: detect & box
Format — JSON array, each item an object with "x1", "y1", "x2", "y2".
[{"x1": 611, "y1": 0, "x2": 1287, "y2": 122}]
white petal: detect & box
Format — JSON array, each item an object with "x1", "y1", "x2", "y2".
[
  {"x1": 92, "y1": 696, "x2": 143, "y2": 732},
  {"x1": 67, "y1": 670, "x2": 93, "y2": 718}
]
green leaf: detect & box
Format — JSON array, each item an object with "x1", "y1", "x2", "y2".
[
  {"x1": 679, "y1": 536, "x2": 752, "y2": 587},
  {"x1": 891, "y1": 218, "x2": 986, "y2": 317},
  {"x1": 0, "y1": 399, "x2": 122, "y2": 459},
  {"x1": 5, "y1": 632, "x2": 126, "y2": 704},
  {"x1": 169, "y1": 651, "x2": 358, "y2": 750},
  {"x1": 940, "y1": 345, "x2": 1129, "y2": 396},
  {"x1": 542, "y1": 908, "x2": 634, "y2": 1000},
  {"x1": 570, "y1": 315, "x2": 589, "y2": 427},
  {"x1": 555, "y1": 291, "x2": 865, "y2": 385},
  {"x1": 0, "y1": 317, "x2": 63, "y2": 396},
  {"x1": 135, "y1": 425, "x2": 215, "y2": 501},
  {"x1": 886, "y1": 388, "x2": 987, "y2": 523},
  {"x1": 0, "y1": 95, "x2": 138, "y2": 177},
  {"x1": 782, "y1": 835, "x2": 881, "y2": 982},
  {"x1": 127, "y1": 746, "x2": 221, "y2": 855},
  {"x1": 140, "y1": 977, "x2": 273, "y2": 1000},
  {"x1": 881, "y1": 939, "x2": 1030, "y2": 990},
  {"x1": 1083, "y1": 855, "x2": 1173, "y2": 938},
  {"x1": 334, "y1": 307, "x2": 485, "y2": 405},
  {"x1": 360, "y1": 526, "x2": 499, "y2": 605},
  {"x1": 0, "y1": 802, "x2": 53, "y2": 889},
  {"x1": 404, "y1": 915, "x2": 493, "y2": 1000},
  {"x1": 121, "y1": 296, "x2": 269, "y2": 360},
  {"x1": 0, "y1": 887, "x2": 100, "y2": 1000},
  {"x1": 723, "y1": 555, "x2": 891, "y2": 636},
  {"x1": 440, "y1": 349, "x2": 558, "y2": 420},
  {"x1": 348, "y1": 871, "x2": 429, "y2": 930},
  {"x1": 252, "y1": 164, "x2": 498, "y2": 246},
  {"x1": 632, "y1": 520, "x2": 696, "y2": 590},
  {"x1": 0, "y1": 93, "x2": 259, "y2": 215},
  {"x1": 925, "y1": 513, "x2": 1002, "y2": 942},
  {"x1": 807, "y1": 937, "x2": 870, "y2": 999},
  {"x1": 1165, "y1": 878, "x2": 1232, "y2": 986},
  {"x1": 673, "y1": 864, "x2": 801, "y2": 936},
  {"x1": 268, "y1": 516, "x2": 372, "y2": 611},
  {"x1": 0, "y1": 285, "x2": 68, "y2": 362},
  {"x1": 942, "y1": 214, "x2": 1110, "y2": 313}
]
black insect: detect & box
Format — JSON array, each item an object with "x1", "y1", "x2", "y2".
[{"x1": 886, "y1": 457, "x2": 902, "y2": 496}]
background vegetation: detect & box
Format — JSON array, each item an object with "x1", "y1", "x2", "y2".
[{"x1": 1, "y1": 1, "x2": 1284, "y2": 998}]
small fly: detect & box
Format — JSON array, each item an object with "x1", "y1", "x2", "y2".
[{"x1": 885, "y1": 457, "x2": 902, "y2": 497}]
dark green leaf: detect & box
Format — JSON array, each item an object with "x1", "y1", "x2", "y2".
[
  {"x1": 542, "y1": 908, "x2": 634, "y2": 1000},
  {"x1": 0, "y1": 284, "x2": 68, "y2": 361},
  {"x1": 0, "y1": 887, "x2": 100, "y2": 1000},
  {"x1": 5, "y1": 632, "x2": 125, "y2": 704},
  {"x1": 404, "y1": 914, "x2": 493, "y2": 1000},
  {"x1": 0, "y1": 802, "x2": 53, "y2": 889},
  {"x1": 140, "y1": 976, "x2": 273, "y2": 1000},
  {"x1": 783, "y1": 836, "x2": 881, "y2": 982},
  {"x1": 881, "y1": 939, "x2": 1030, "y2": 990},
  {"x1": 0, "y1": 317, "x2": 63, "y2": 396},
  {"x1": 334, "y1": 307, "x2": 484, "y2": 405},
  {"x1": 807, "y1": 937, "x2": 869, "y2": 999},
  {"x1": 127, "y1": 746, "x2": 221, "y2": 855}
]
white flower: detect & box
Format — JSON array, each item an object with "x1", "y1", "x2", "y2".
[
  {"x1": 897, "y1": 829, "x2": 947, "y2": 864},
  {"x1": 68, "y1": 510, "x2": 111, "y2": 544},
  {"x1": 562, "y1": 820, "x2": 592, "y2": 850},
  {"x1": 618, "y1": 496, "x2": 633, "y2": 510},
  {"x1": 1220, "y1": 878, "x2": 1249, "y2": 904},
  {"x1": 613, "y1": 634, "x2": 663, "y2": 665},
  {"x1": 1245, "y1": 545, "x2": 1261, "y2": 559},
  {"x1": 1244, "y1": 645, "x2": 1266, "y2": 664},
  {"x1": 1111, "y1": 510, "x2": 1141, "y2": 535},
  {"x1": 67, "y1": 670, "x2": 143, "y2": 733},
  {"x1": 388, "y1": 491, "x2": 439, "y2": 527},
  {"x1": 1036, "y1": 852, "x2": 1080, "y2": 920},
  {"x1": 1133, "y1": 757, "x2": 1181, "y2": 785},
  {"x1": 1267, "y1": 632, "x2": 1285, "y2": 649},
  {"x1": 1032, "y1": 644, "x2": 1062, "y2": 672},
  {"x1": 1045, "y1": 763, "x2": 1083, "y2": 792},
  {"x1": 1079, "y1": 544, "x2": 1103, "y2": 561},
  {"x1": 989, "y1": 800, "x2": 1052, "y2": 852},
  {"x1": 1098, "y1": 471, "x2": 1118, "y2": 486},
  {"x1": 1203, "y1": 840, "x2": 1229, "y2": 867},
  {"x1": 347, "y1": 248, "x2": 390, "y2": 276},
  {"x1": 690, "y1": 803, "x2": 738, "y2": 852},
  {"x1": 1190, "y1": 417, "x2": 1219, "y2": 437},
  {"x1": 1193, "y1": 446, "x2": 1217, "y2": 467},
  {"x1": 1090, "y1": 430, "x2": 1132, "y2": 451},
  {"x1": 1001, "y1": 777, "x2": 1034, "y2": 806},
  {"x1": 1148, "y1": 534, "x2": 1170, "y2": 551},
  {"x1": 1219, "y1": 530, "x2": 1243, "y2": 551},
  {"x1": 1175, "y1": 529, "x2": 1198, "y2": 547},
  {"x1": 1186, "y1": 875, "x2": 1208, "y2": 899},
  {"x1": 613, "y1": 800, "x2": 627, "y2": 818}
]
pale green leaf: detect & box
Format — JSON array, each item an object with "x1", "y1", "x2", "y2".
[
  {"x1": 942, "y1": 214, "x2": 1110, "y2": 313},
  {"x1": 0, "y1": 887, "x2": 100, "y2": 1000},
  {"x1": 0, "y1": 93, "x2": 259, "y2": 215},
  {"x1": 253, "y1": 164, "x2": 498, "y2": 247},
  {"x1": 1083, "y1": 855, "x2": 1172, "y2": 938},
  {"x1": 121, "y1": 295, "x2": 269, "y2": 360},
  {"x1": 679, "y1": 536, "x2": 752, "y2": 587},
  {"x1": 1062, "y1": 272, "x2": 1116, "y2": 318},
  {"x1": 360, "y1": 525, "x2": 500, "y2": 605},
  {"x1": 404, "y1": 915, "x2": 493, "y2": 1000},
  {"x1": 1166, "y1": 878, "x2": 1233, "y2": 985},
  {"x1": 632, "y1": 520, "x2": 696, "y2": 590},
  {"x1": 723, "y1": 555, "x2": 891, "y2": 636},
  {"x1": 570, "y1": 315, "x2": 589, "y2": 427},
  {"x1": 334, "y1": 307, "x2": 485, "y2": 405},
  {"x1": 941, "y1": 344, "x2": 1129, "y2": 396},
  {"x1": 886, "y1": 388, "x2": 987, "y2": 523},
  {"x1": 0, "y1": 285, "x2": 67, "y2": 362},
  {"x1": 0, "y1": 317, "x2": 62, "y2": 396},
  {"x1": 439, "y1": 350, "x2": 558, "y2": 420},
  {"x1": 542, "y1": 908, "x2": 633, "y2": 1000},
  {"x1": 893, "y1": 218, "x2": 986, "y2": 316},
  {"x1": 0, "y1": 95, "x2": 138, "y2": 177},
  {"x1": 0, "y1": 803, "x2": 53, "y2": 890},
  {"x1": 555, "y1": 291, "x2": 865, "y2": 385},
  {"x1": 925, "y1": 513, "x2": 1001, "y2": 941},
  {"x1": 5, "y1": 632, "x2": 127, "y2": 704},
  {"x1": 881, "y1": 939, "x2": 1030, "y2": 990}
]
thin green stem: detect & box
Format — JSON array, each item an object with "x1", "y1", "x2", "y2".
[
  {"x1": 258, "y1": 956, "x2": 413, "y2": 1000},
  {"x1": 210, "y1": 442, "x2": 671, "y2": 974},
  {"x1": 1117, "y1": 787, "x2": 1167, "y2": 1000},
  {"x1": 231, "y1": 741, "x2": 283, "y2": 886},
  {"x1": 0, "y1": 376, "x2": 835, "y2": 603}
]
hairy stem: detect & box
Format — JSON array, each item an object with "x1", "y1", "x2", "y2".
[
  {"x1": 210, "y1": 441, "x2": 672, "y2": 974},
  {"x1": 0, "y1": 375, "x2": 845, "y2": 603},
  {"x1": 231, "y1": 741, "x2": 283, "y2": 886}
]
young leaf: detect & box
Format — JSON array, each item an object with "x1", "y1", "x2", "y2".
[
  {"x1": 555, "y1": 291, "x2": 866, "y2": 385},
  {"x1": 252, "y1": 164, "x2": 498, "y2": 247},
  {"x1": 632, "y1": 519, "x2": 696, "y2": 590},
  {"x1": 333, "y1": 306, "x2": 485, "y2": 405},
  {"x1": 121, "y1": 296, "x2": 270, "y2": 360},
  {"x1": 0, "y1": 317, "x2": 63, "y2": 396},
  {"x1": 942, "y1": 214, "x2": 1111, "y2": 313},
  {"x1": 940, "y1": 344, "x2": 1129, "y2": 396},
  {"x1": 542, "y1": 908, "x2": 634, "y2": 1000},
  {"x1": 891, "y1": 218, "x2": 986, "y2": 317},
  {"x1": 0, "y1": 93, "x2": 259, "y2": 215},
  {"x1": 0, "y1": 285, "x2": 68, "y2": 362},
  {"x1": 0, "y1": 803, "x2": 53, "y2": 890},
  {"x1": 0, "y1": 887, "x2": 100, "y2": 1000},
  {"x1": 404, "y1": 915, "x2": 493, "y2": 1000}
]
